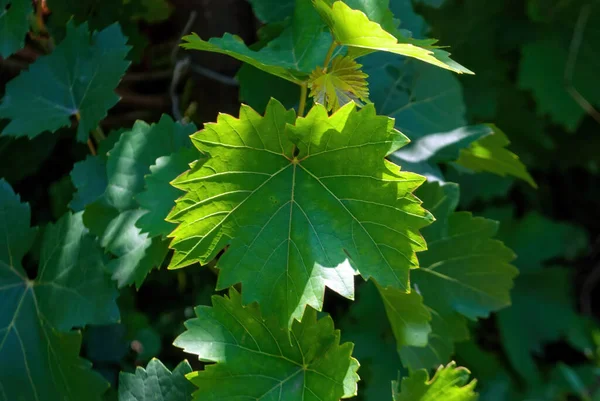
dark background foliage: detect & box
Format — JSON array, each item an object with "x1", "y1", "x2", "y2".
[{"x1": 1, "y1": 0, "x2": 599, "y2": 399}]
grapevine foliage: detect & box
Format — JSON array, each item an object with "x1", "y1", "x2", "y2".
[
  {"x1": 168, "y1": 100, "x2": 433, "y2": 328},
  {"x1": 0, "y1": 0, "x2": 594, "y2": 400}
]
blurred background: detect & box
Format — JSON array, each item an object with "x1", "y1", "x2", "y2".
[{"x1": 1, "y1": 0, "x2": 599, "y2": 400}]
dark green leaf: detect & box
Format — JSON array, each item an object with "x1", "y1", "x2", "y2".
[
  {"x1": 0, "y1": 0, "x2": 31, "y2": 58},
  {"x1": 136, "y1": 148, "x2": 199, "y2": 238},
  {"x1": 0, "y1": 180, "x2": 118, "y2": 401},
  {"x1": 0, "y1": 22, "x2": 130, "y2": 142}
]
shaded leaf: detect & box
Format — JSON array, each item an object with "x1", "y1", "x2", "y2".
[
  {"x1": 119, "y1": 358, "x2": 194, "y2": 401},
  {"x1": 83, "y1": 116, "x2": 195, "y2": 288},
  {"x1": 168, "y1": 100, "x2": 432, "y2": 328},
  {"x1": 0, "y1": 0, "x2": 31, "y2": 58},
  {"x1": 174, "y1": 289, "x2": 359, "y2": 401},
  {"x1": 0, "y1": 180, "x2": 118, "y2": 401},
  {"x1": 136, "y1": 148, "x2": 200, "y2": 238},
  {"x1": 339, "y1": 281, "x2": 401, "y2": 401},
  {"x1": 498, "y1": 268, "x2": 587, "y2": 383},
  {"x1": 366, "y1": 56, "x2": 466, "y2": 140},
  {"x1": 69, "y1": 156, "x2": 108, "y2": 212},
  {"x1": 0, "y1": 22, "x2": 130, "y2": 142}
]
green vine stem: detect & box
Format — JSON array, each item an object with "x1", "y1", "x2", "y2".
[{"x1": 298, "y1": 83, "x2": 308, "y2": 117}]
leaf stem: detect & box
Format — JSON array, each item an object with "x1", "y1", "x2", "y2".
[
  {"x1": 298, "y1": 83, "x2": 308, "y2": 117},
  {"x1": 87, "y1": 138, "x2": 97, "y2": 155},
  {"x1": 323, "y1": 42, "x2": 337, "y2": 72}
]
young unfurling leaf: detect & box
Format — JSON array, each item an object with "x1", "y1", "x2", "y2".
[{"x1": 309, "y1": 55, "x2": 370, "y2": 111}]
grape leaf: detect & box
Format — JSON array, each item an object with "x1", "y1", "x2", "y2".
[
  {"x1": 455, "y1": 124, "x2": 536, "y2": 188},
  {"x1": 46, "y1": 0, "x2": 148, "y2": 60},
  {"x1": 96, "y1": 208, "x2": 169, "y2": 288},
  {"x1": 0, "y1": 22, "x2": 130, "y2": 142},
  {"x1": 313, "y1": 0, "x2": 472, "y2": 74},
  {"x1": 0, "y1": 0, "x2": 31, "y2": 58},
  {"x1": 119, "y1": 358, "x2": 195, "y2": 401},
  {"x1": 69, "y1": 156, "x2": 108, "y2": 212},
  {"x1": 174, "y1": 289, "x2": 360, "y2": 401},
  {"x1": 309, "y1": 55, "x2": 370, "y2": 111},
  {"x1": 181, "y1": 0, "x2": 333, "y2": 84},
  {"x1": 168, "y1": 100, "x2": 433, "y2": 328},
  {"x1": 378, "y1": 284, "x2": 431, "y2": 348},
  {"x1": 0, "y1": 180, "x2": 118, "y2": 401},
  {"x1": 339, "y1": 282, "x2": 401, "y2": 401},
  {"x1": 393, "y1": 362, "x2": 478, "y2": 401},
  {"x1": 389, "y1": 125, "x2": 491, "y2": 181},
  {"x1": 498, "y1": 268, "x2": 586, "y2": 383},
  {"x1": 519, "y1": 35, "x2": 600, "y2": 132},
  {"x1": 413, "y1": 182, "x2": 517, "y2": 320},
  {"x1": 400, "y1": 308, "x2": 469, "y2": 371},
  {"x1": 101, "y1": 116, "x2": 196, "y2": 212},
  {"x1": 136, "y1": 148, "x2": 200, "y2": 238},
  {"x1": 488, "y1": 210, "x2": 589, "y2": 273},
  {"x1": 83, "y1": 116, "x2": 196, "y2": 287},
  {"x1": 366, "y1": 56, "x2": 466, "y2": 140},
  {"x1": 393, "y1": 182, "x2": 516, "y2": 370},
  {"x1": 247, "y1": 0, "x2": 295, "y2": 23}
]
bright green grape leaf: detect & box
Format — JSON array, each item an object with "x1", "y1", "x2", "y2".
[
  {"x1": 485, "y1": 210, "x2": 589, "y2": 273},
  {"x1": 118, "y1": 358, "x2": 195, "y2": 401},
  {"x1": 136, "y1": 148, "x2": 200, "y2": 238},
  {"x1": 309, "y1": 55, "x2": 370, "y2": 111},
  {"x1": 498, "y1": 268, "x2": 586, "y2": 383},
  {"x1": 456, "y1": 125, "x2": 536, "y2": 188},
  {"x1": 0, "y1": 180, "x2": 118, "y2": 401},
  {"x1": 168, "y1": 100, "x2": 432, "y2": 328},
  {"x1": 0, "y1": 0, "x2": 31, "y2": 58},
  {"x1": 378, "y1": 284, "x2": 431, "y2": 348},
  {"x1": 393, "y1": 362, "x2": 478, "y2": 401},
  {"x1": 175, "y1": 289, "x2": 359, "y2": 401},
  {"x1": 69, "y1": 156, "x2": 108, "y2": 212},
  {"x1": 340, "y1": 282, "x2": 401, "y2": 401},
  {"x1": 0, "y1": 21, "x2": 130, "y2": 142},
  {"x1": 313, "y1": 0, "x2": 472, "y2": 74},
  {"x1": 181, "y1": 0, "x2": 333, "y2": 84},
  {"x1": 412, "y1": 181, "x2": 518, "y2": 320},
  {"x1": 366, "y1": 56, "x2": 466, "y2": 140}
]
